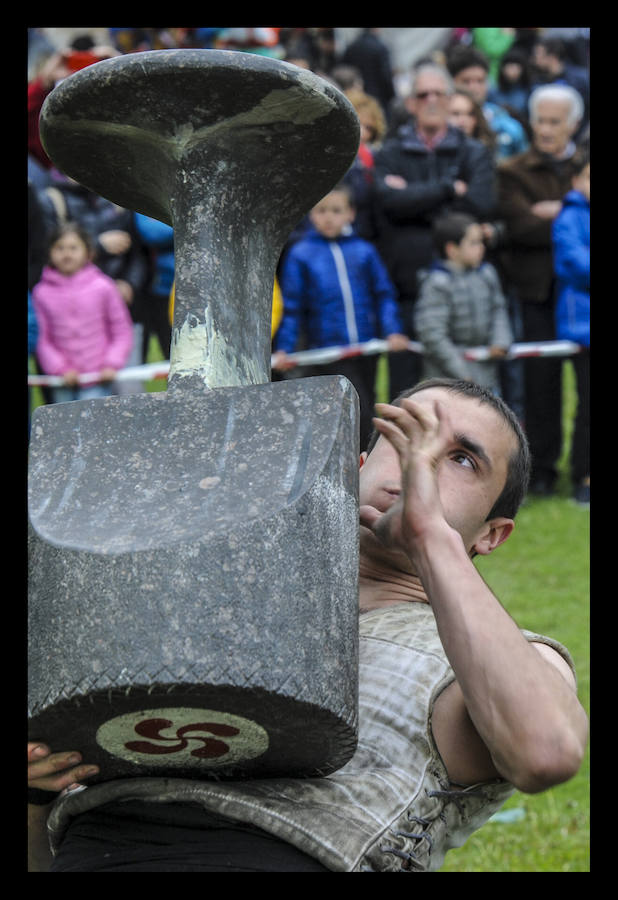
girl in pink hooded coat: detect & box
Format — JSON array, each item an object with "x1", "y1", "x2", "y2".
[{"x1": 33, "y1": 222, "x2": 134, "y2": 403}]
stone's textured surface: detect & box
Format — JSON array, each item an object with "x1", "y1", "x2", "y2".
[
  {"x1": 28, "y1": 379, "x2": 357, "y2": 553},
  {"x1": 28, "y1": 377, "x2": 360, "y2": 781},
  {"x1": 40, "y1": 50, "x2": 360, "y2": 389},
  {"x1": 39, "y1": 50, "x2": 359, "y2": 229},
  {"x1": 30, "y1": 51, "x2": 362, "y2": 782}
]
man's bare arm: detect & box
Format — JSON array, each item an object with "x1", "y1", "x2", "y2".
[{"x1": 415, "y1": 526, "x2": 587, "y2": 792}]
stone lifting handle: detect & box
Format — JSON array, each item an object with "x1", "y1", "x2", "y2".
[{"x1": 39, "y1": 50, "x2": 360, "y2": 391}]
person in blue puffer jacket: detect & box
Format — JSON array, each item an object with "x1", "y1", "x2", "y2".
[
  {"x1": 273, "y1": 183, "x2": 409, "y2": 449},
  {"x1": 552, "y1": 149, "x2": 590, "y2": 505},
  {"x1": 553, "y1": 154, "x2": 590, "y2": 348}
]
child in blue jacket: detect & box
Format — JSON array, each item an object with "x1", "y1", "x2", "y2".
[
  {"x1": 552, "y1": 150, "x2": 590, "y2": 505},
  {"x1": 273, "y1": 183, "x2": 408, "y2": 449}
]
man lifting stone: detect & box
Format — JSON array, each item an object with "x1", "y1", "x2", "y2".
[{"x1": 28, "y1": 378, "x2": 588, "y2": 872}]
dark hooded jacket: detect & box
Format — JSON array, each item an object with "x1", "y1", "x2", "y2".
[{"x1": 372, "y1": 123, "x2": 497, "y2": 305}]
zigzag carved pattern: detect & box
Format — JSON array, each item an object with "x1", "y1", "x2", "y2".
[{"x1": 29, "y1": 662, "x2": 358, "y2": 729}]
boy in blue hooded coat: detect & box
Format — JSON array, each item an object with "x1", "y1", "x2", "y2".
[
  {"x1": 273, "y1": 183, "x2": 409, "y2": 449},
  {"x1": 552, "y1": 150, "x2": 589, "y2": 504}
]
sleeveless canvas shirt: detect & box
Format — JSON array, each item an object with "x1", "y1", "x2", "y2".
[{"x1": 47, "y1": 602, "x2": 575, "y2": 872}]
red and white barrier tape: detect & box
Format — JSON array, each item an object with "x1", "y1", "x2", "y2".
[
  {"x1": 27, "y1": 362, "x2": 172, "y2": 388},
  {"x1": 28, "y1": 339, "x2": 582, "y2": 387}
]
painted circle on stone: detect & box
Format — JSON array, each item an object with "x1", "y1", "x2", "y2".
[{"x1": 96, "y1": 707, "x2": 269, "y2": 767}]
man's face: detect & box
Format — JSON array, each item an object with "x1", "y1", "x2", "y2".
[
  {"x1": 408, "y1": 72, "x2": 451, "y2": 131},
  {"x1": 532, "y1": 44, "x2": 560, "y2": 77},
  {"x1": 359, "y1": 388, "x2": 516, "y2": 555},
  {"x1": 452, "y1": 65, "x2": 488, "y2": 105},
  {"x1": 532, "y1": 98, "x2": 576, "y2": 156}
]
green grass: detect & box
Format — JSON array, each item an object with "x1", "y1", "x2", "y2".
[{"x1": 29, "y1": 352, "x2": 589, "y2": 872}]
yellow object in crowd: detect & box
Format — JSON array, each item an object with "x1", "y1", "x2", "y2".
[{"x1": 169, "y1": 278, "x2": 284, "y2": 339}]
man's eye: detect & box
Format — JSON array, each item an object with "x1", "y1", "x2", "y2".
[{"x1": 452, "y1": 452, "x2": 476, "y2": 469}]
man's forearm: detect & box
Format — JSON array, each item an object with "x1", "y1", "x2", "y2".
[{"x1": 414, "y1": 526, "x2": 588, "y2": 793}]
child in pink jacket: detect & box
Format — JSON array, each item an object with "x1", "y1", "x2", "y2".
[{"x1": 32, "y1": 222, "x2": 134, "y2": 403}]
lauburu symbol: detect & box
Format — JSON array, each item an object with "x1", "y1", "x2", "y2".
[
  {"x1": 124, "y1": 716, "x2": 240, "y2": 758},
  {"x1": 96, "y1": 707, "x2": 269, "y2": 767}
]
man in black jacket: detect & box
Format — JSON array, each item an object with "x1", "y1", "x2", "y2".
[
  {"x1": 373, "y1": 63, "x2": 497, "y2": 398},
  {"x1": 341, "y1": 28, "x2": 396, "y2": 115}
]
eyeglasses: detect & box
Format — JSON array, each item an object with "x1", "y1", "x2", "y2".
[{"x1": 414, "y1": 90, "x2": 448, "y2": 100}]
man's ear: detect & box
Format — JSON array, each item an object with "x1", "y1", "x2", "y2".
[
  {"x1": 359, "y1": 451, "x2": 368, "y2": 470},
  {"x1": 472, "y1": 517, "x2": 514, "y2": 556}
]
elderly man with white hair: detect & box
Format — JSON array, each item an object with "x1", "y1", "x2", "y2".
[{"x1": 497, "y1": 83, "x2": 585, "y2": 496}]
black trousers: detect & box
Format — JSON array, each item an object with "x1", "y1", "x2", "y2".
[
  {"x1": 386, "y1": 299, "x2": 423, "y2": 402},
  {"x1": 50, "y1": 801, "x2": 330, "y2": 872},
  {"x1": 570, "y1": 347, "x2": 590, "y2": 484},
  {"x1": 307, "y1": 355, "x2": 379, "y2": 453},
  {"x1": 520, "y1": 300, "x2": 563, "y2": 486},
  {"x1": 140, "y1": 291, "x2": 172, "y2": 361}
]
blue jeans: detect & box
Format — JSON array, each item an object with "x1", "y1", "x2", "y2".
[{"x1": 52, "y1": 383, "x2": 113, "y2": 404}]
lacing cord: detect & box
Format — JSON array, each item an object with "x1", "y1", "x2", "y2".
[
  {"x1": 379, "y1": 815, "x2": 435, "y2": 871},
  {"x1": 395, "y1": 829, "x2": 433, "y2": 850},
  {"x1": 372, "y1": 784, "x2": 493, "y2": 871}
]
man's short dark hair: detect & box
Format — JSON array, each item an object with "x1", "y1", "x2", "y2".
[
  {"x1": 537, "y1": 38, "x2": 568, "y2": 62},
  {"x1": 447, "y1": 46, "x2": 490, "y2": 78},
  {"x1": 432, "y1": 212, "x2": 478, "y2": 258},
  {"x1": 366, "y1": 378, "x2": 530, "y2": 520}
]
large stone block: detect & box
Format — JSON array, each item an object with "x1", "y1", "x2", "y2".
[
  {"x1": 28, "y1": 376, "x2": 359, "y2": 781},
  {"x1": 29, "y1": 50, "x2": 362, "y2": 789}
]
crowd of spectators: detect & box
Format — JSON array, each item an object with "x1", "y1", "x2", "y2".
[{"x1": 27, "y1": 27, "x2": 589, "y2": 503}]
